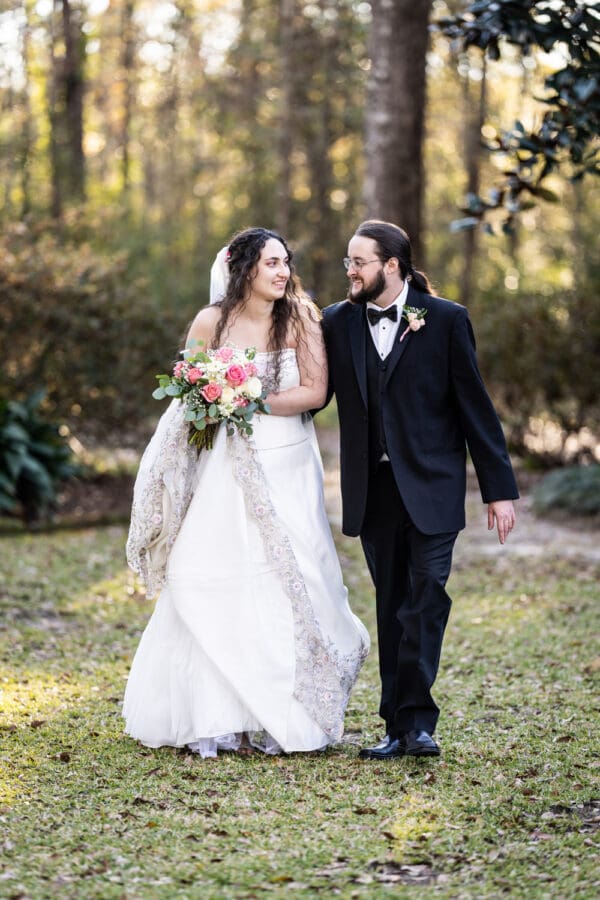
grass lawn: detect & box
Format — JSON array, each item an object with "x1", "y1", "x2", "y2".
[{"x1": 1, "y1": 519, "x2": 599, "y2": 898}]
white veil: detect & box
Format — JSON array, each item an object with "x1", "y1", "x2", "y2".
[{"x1": 210, "y1": 246, "x2": 230, "y2": 304}]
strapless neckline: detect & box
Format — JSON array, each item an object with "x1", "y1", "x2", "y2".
[{"x1": 219, "y1": 344, "x2": 296, "y2": 358}]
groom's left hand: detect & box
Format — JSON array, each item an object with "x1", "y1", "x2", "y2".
[{"x1": 488, "y1": 500, "x2": 516, "y2": 545}]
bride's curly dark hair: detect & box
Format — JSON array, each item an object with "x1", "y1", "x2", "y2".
[{"x1": 212, "y1": 227, "x2": 318, "y2": 388}]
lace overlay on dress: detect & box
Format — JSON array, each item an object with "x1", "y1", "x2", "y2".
[
  {"x1": 229, "y1": 428, "x2": 368, "y2": 742},
  {"x1": 126, "y1": 400, "x2": 197, "y2": 598}
]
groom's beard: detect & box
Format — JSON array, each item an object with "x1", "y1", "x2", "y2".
[{"x1": 347, "y1": 269, "x2": 386, "y2": 305}]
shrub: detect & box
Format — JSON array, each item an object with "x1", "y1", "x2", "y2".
[
  {"x1": 0, "y1": 390, "x2": 79, "y2": 525},
  {"x1": 532, "y1": 465, "x2": 600, "y2": 517},
  {"x1": 0, "y1": 219, "x2": 188, "y2": 441}
]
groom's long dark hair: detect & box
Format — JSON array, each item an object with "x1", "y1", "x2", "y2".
[{"x1": 355, "y1": 220, "x2": 433, "y2": 295}]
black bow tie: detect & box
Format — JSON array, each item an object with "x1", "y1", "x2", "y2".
[{"x1": 367, "y1": 305, "x2": 398, "y2": 326}]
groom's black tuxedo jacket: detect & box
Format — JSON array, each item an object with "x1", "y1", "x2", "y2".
[{"x1": 322, "y1": 287, "x2": 519, "y2": 537}]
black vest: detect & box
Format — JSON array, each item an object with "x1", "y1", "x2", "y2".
[{"x1": 365, "y1": 330, "x2": 389, "y2": 470}]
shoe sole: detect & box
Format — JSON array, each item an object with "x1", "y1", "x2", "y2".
[{"x1": 358, "y1": 750, "x2": 405, "y2": 760}]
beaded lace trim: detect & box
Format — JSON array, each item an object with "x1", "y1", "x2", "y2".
[{"x1": 126, "y1": 401, "x2": 197, "y2": 598}]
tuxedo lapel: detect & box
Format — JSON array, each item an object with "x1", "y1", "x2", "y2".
[
  {"x1": 383, "y1": 285, "x2": 426, "y2": 389},
  {"x1": 348, "y1": 305, "x2": 368, "y2": 409}
]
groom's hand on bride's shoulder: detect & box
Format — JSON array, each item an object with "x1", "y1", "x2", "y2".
[{"x1": 487, "y1": 500, "x2": 516, "y2": 545}]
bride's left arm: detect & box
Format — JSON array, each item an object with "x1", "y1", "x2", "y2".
[{"x1": 265, "y1": 307, "x2": 328, "y2": 416}]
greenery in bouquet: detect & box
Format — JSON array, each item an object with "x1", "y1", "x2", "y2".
[{"x1": 152, "y1": 344, "x2": 271, "y2": 450}]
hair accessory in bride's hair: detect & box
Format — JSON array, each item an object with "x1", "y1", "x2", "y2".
[{"x1": 210, "y1": 246, "x2": 230, "y2": 305}]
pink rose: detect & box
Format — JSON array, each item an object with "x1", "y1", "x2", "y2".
[
  {"x1": 173, "y1": 361, "x2": 186, "y2": 378},
  {"x1": 234, "y1": 397, "x2": 249, "y2": 408},
  {"x1": 225, "y1": 364, "x2": 247, "y2": 387},
  {"x1": 244, "y1": 362, "x2": 258, "y2": 377},
  {"x1": 187, "y1": 367, "x2": 203, "y2": 384},
  {"x1": 201, "y1": 382, "x2": 222, "y2": 402},
  {"x1": 409, "y1": 318, "x2": 425, "y2": 332},
  {"x1": 215, "y1": 347, "x2": 234, "y2": 363}
]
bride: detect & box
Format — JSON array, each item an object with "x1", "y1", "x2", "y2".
[{"x1": 123, "y1": 227, "x2": 370, "y2": 757}]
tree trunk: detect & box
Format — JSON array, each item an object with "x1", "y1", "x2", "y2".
[
  {"x1": 277, "y1": 0, "x2": 295, "y2": 237},
  {"x1": 460, "y1": 53, "x2": 487, "y2": 306},
  {"x1": 20, "y1": 1, "x2": 33, "y2": 216},
  {"x1": 48, "y1": 1, "x2": 63, "y2": 218},
  {"x1": 363, "y1": 0, "x2": 432, "y2": 263},
  {"x1": 47, "y1": 0, "x2": 86, "y2": 212},
  {"x1": 61, "y1": 0, "x2": 85, "y2": 200},
  {"x1": 120, "y1": 0, "x2": 135, "y2": 196}
]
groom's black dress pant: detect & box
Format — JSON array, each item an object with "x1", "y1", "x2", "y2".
[{"x1": 360, "y1": 462, "x2": 457, "y2": 737}]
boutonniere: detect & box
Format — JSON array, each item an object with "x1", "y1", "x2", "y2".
[{"x1": 399, "y1": 306, "x2": 427, "y2": 342}]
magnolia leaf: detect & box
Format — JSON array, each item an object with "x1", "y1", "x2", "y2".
[{"x1": 450, "y1": 216, "x2": 480, "y2": 233}]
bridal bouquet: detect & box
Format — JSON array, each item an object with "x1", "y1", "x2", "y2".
[{"x1": 152, "y1": 344, "x2": 270, "y2": 450}]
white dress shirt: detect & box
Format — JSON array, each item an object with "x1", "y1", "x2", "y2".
[{"x1": 366, "y1": 280, "x2": 409, "y2": 360}]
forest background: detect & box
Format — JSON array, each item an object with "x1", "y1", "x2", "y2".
[{"x1": 0, "y1": 0, "x2": 599, "y2": 473}]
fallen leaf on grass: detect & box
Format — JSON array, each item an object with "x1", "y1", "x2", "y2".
[
  {"x1": 368, "y1": 861, "x2": 438, "y2": 885},
  {"x1": 314, "y1": 861, "x2": 349, "y2": 877}
]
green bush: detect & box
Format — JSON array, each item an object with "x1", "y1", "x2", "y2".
[
  {"x1": 0, "y1": 219, "x2": 189, "y2": 440},
  {"x1": 532, "y1": 464, "x2": 600, "y2": 517},
  {"x1": 0, "y1": 390, "x2": 79, "y2": 525}
]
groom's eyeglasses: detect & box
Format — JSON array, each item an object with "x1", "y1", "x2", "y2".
[{"x1": 343, "y1": 257, "x2": 381, "y2": 272}]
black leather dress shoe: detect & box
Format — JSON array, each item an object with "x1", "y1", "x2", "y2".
[
  {"x1": 359, "y1": 735, "x2": 404, "y2": 760},
  {"x1": 399, "y1": 729, "x2": 440, "y2": 757}
]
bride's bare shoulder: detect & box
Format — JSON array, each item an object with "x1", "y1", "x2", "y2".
[{"x1": 186, "y1": 305, "x2": 221, "y2": 346}]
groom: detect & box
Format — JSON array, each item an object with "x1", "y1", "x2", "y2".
[{"x1": 321, "y1": 220, "x2": 518, "y2": 759}]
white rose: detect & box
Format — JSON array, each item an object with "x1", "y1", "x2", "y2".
[
  {"x1": 221, "y1": 386, "x2": 235, "y2": 405},
  {"x1": 245, "y1": 376, "x2": 262, "y2": 399}
]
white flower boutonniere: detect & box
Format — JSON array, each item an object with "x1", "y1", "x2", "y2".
[{"x1": 399, "y1": 306, "x2": 427, "y2": 342}]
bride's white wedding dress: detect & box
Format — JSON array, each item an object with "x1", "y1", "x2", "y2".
[{"x1": 123, "y1": 349, "x2": 369, "y2": 757}]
